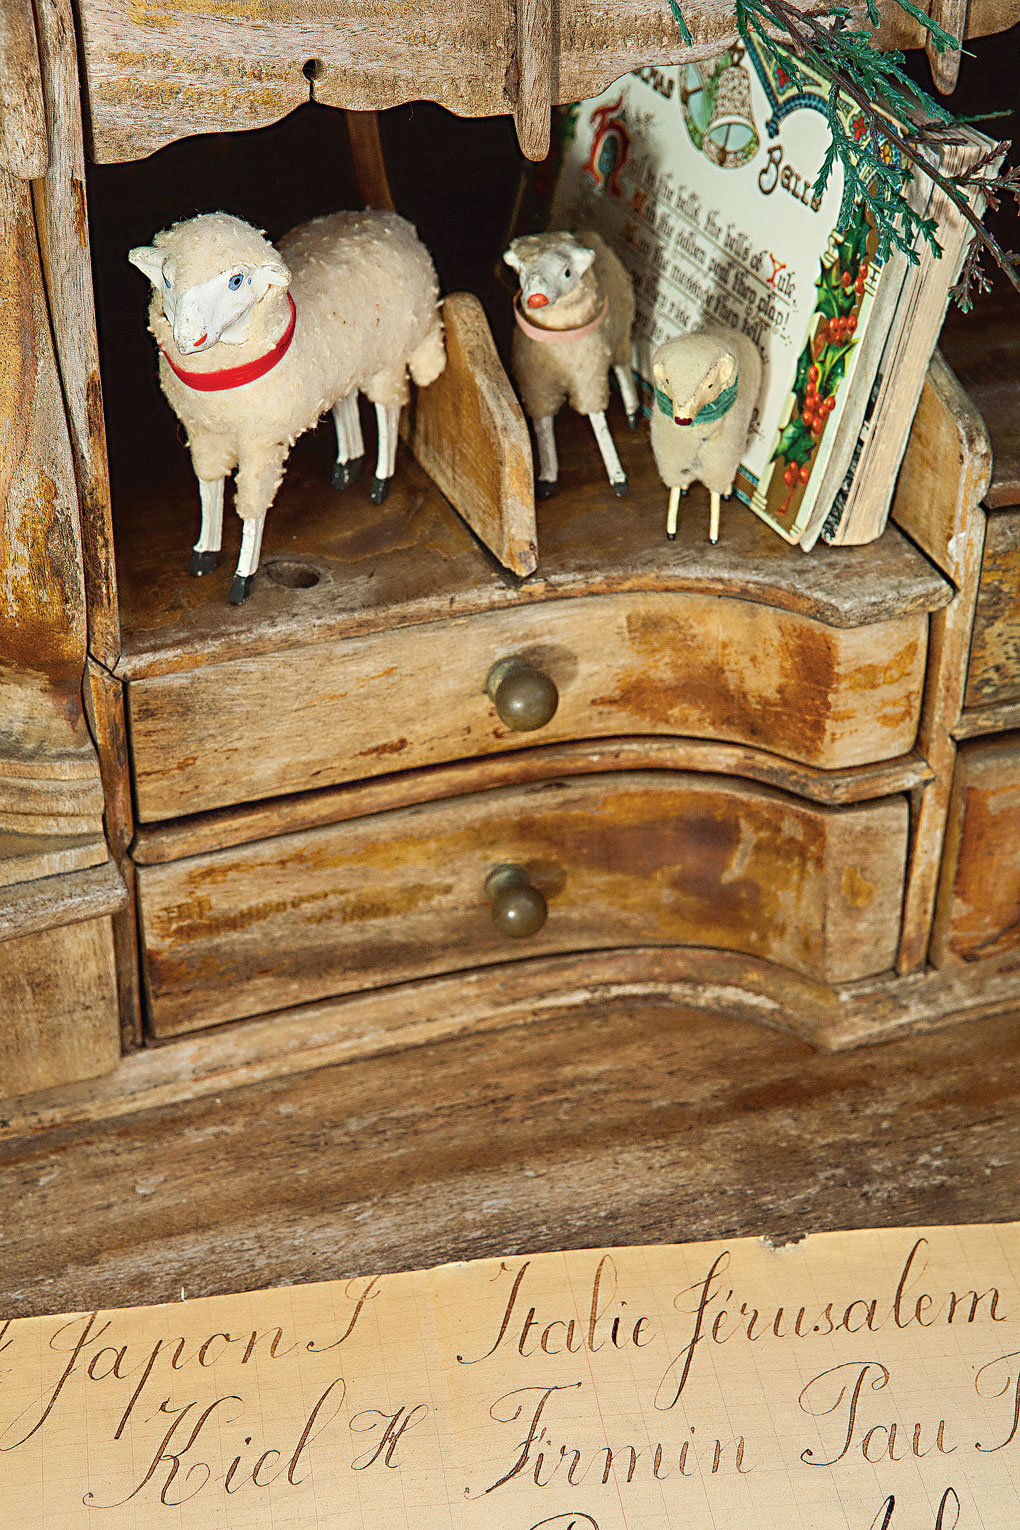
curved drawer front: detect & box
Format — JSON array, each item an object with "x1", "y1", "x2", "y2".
[
  {"x1": 137, "y1": 771, "x2": 909, "y2": 1036},
  {"x1": 127, "y1": 591, "x2": 929, "y2": 821}
]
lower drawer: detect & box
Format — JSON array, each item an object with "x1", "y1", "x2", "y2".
[
  {"x1": 932, "y1": 733, "x2": 1020, "y2": 965},
  {"x1": 137, "y1": 771, "x2": 909, "y2": 1037}
]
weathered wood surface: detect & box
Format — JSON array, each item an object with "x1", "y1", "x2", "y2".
[
  {"x1": 113, "y1": 408, "x2": 951, "y2": 684},
  {"x1": 0, "y1": 859, "x2": 125, "y2": 942},
  {"x1": 136, "y1": 771, "x2": 907, "y2": 1035},
  {"x1": 126, "y1": 587, "x2": 933, "y2": 820},
  {"x1": 513, "y1": 0, "x2": 552, "y2": 160},
  {"x1": 3, "y1": 994, "x2": 1020, "y2": 1315},
  {"x1": 412, "y1": 292, "x2": 537, "y2": 576},
  {"x1": 32, "y1": 0, "x2": 120, "y2": 669},
  {"x1": 83, "y1": 659, "x2": 143, "y2": 1050},
  {"x1": 0, "y1": 164, "x2": 106, "y2": 880},
  {"x1": 0, "y1": 831, "x2": 107, "y2": 890},
  {"x1": 75, "y1": 0, "x2": 1020, "y2": 165},
  {"x1": 926, "y1": 0, "x2": 968, "y2": 90},
  {"x1": 890, "y1": 354, "x2": 993, "y2": 974},
  {"x1": 931, "y1": 733, "x2": 1020, "y2": 966},
  {"x1": 964, "y1": 507, "x2": 1020, "y2": 710},
  {"x1": 344, "y1": 110, "x2": 395, "y2": 211},
  {"x1": 132, "y1": 739, "x2": 933, "y2": 865},
  {"x1": 0, "y1": 0, "x2": 48, "y2": 178},
  {"x1": 940, "y1": 289, "x2": 1020, "y2": 511},
  {"x1": 0, "y1": 917, "x2": 119, "y2": 1101},
  {"x1": 954, "y1": 696, "x2": 1020, "y2": 739}
]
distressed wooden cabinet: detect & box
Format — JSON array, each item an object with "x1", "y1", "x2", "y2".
[{"x1": 2, "y1": 0, "x2": 1019, "y2": 1113}]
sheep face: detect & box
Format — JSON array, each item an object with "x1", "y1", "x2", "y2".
[
  {"x1": 129, "y1": 238, "x2": 290, "y2": 355},
  {"x1": 504, "y1": 234, "x2": 596, "y2": 312},
  {"x1": 653, "y1": 348, "x2": 737, "y2": 427}
]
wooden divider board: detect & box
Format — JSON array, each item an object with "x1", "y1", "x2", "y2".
[{"x1": 3, "y1": 1223, "x2": 1020, "y2": 1527}]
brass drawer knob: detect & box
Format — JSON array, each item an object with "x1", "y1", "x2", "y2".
[
  {"x1": 486, "y1": 864, "x2": 547, "y2": 939},
  {"x1": 486, "y1": 657, "x2": 558, "y2": 732}
]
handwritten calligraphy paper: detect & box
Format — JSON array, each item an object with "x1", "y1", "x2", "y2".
[{"x1": 3, "y1": 1223, "x2": 1020, "y2": 1528}]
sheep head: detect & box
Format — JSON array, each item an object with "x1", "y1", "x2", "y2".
[
  {"x1": 653, "y1": 335, "x2": 738, "y2": 427},
  {"x1": 129, "y1": 213, "x2": 290, "y2": 356},
  {"x1": 503, "y1": 232, "x2": 596, "y2": 312}
]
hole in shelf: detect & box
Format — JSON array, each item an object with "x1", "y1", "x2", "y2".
[
  {"x1": 303, "y1": 58, "x2": 326, "y2": 83},
  {"x1": 265, "y1": 559, "x2": 322, "y2": 589}
]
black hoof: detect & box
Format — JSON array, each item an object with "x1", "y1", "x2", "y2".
[
  {"x1": 627, "y1": 412, "x2": 640, "y2": 432},
  {"x1": 667, "y1": 531, "x2": 676, "y2": 541},
  {"x1": 535, "y1": 478, "x2": 558, "y2": 501},
  {"x1": 611, "y1": 478, "x2": 630, "y2": 498},
  {"x1": 332, "y1": 455, "x2": 364, "y2": 491},
  {"x1": 229, "y1": 574, "x2": 253, "y2": 606},
  {"x1": 189, "y1": 549, "x2": 218, "y2": 576},
  {"x1": 369, "y1": 475, "x2": 391, "y2": 505}
]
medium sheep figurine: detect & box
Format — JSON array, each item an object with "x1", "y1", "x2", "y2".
[
  {"x1": 503, "y1": 229, "x2": 637, "y2": 500},
  {"x1": 129, "y1": 210, "x2": 445, "y2": 604},
  {"x1": 650, "y1": 328, "x2": 762, "y2": 544}
]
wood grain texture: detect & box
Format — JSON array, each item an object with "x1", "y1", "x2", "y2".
[
  {"x1": 890, "y1": 354, "x2": 993, "y2": 974},
  {"x1": 83, "y1": 659, "x2": 144, "y2": 1050},
  {"x1": 32, "y1": 0, "x2": 120, "y2": 669},
  {"x1": 136, "y1": 771, "x2": 908, "y2": 1035},
  {"x1": 954, "y1": 697, "x2": 1020, "y2": 739},
  {"x1": 514, "y1": 0, "x2": 552, "y2": 159},
  {"x1": 940, "y1": 289, "x2": 1020, "y2": 511},
  {"x1": 964, "y1": 508, "x2": 1020, "y2": 709},
  {"x1": 0, "y1": 0, "x2": 48, "y2": 178},
  {"x1": 0, "y1": 831, "x2": 107, "y2": 889},
  {"x1": 926, "y1": 0, "x2": 968, "y2": 90},
  {"x1": 126, "y1": 588, "x2": 933, "y2": 820},
  {"x1": 112, "y1": 409, "x2": 951, "y2": 682},
  {"x1": 75, "y1": 0, "x2": 1020, "y2": 165},
  {"x1": 0, "y1": 917, "x2": 119, "y2": 1101},
  {"x1": 412, "y1": 292, "x2": 537, "y2": 575},
  {"x1": 344, "y1": 110, "x2": 395, "y2": 211},
  {"x1": 132, "y1": 739, "x2": 933, "y2": 865},
  {"x1": 0, "y1": 858, "x2": 126, "y2": 942},
  {"x1": 3, "y1": 995, "x2": 1020, "y2": 1315},
  {"x1": 931, "y1": 733, "x2": 1020, "y2": 966}
]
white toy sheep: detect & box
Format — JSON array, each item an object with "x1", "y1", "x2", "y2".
[
  {"x1": 503, "y1": 229, "x2": 638, "y2": 500},
  {"x1": 650, "y1": 327, "x2": 762, "y2": 544},
  {"x1": 129, "y1": 210, "x2": 445, "y2": 604}
]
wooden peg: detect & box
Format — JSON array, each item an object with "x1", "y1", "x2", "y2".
[
  {"x1": 345, "y1": 110, "x2": 396, "y2": 211},
  {"x1": 514, "y1": 0, "x2": 552, "y2": 161},
  {"x1": 927, "y1": 0, "x2": 968, "y2": 93}
]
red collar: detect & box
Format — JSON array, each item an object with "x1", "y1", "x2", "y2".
[{"x1": 160, "y1": 294, "x2": 296, "y2": 391}]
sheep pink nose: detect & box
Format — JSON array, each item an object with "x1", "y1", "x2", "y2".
[{"x1": 527, "y1": 293, "x2": 549, "y2": 309}]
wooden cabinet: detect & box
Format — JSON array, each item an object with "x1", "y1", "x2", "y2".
[{"x1": 2, "y1": 0, "x2": 1020, "y2": 1115}]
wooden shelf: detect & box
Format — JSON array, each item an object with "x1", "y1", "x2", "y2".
[{"x1": 112, "y1": 403, "x2": 953, "y2": 682}]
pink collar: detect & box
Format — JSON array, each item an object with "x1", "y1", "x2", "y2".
[
  {"x1": 160, "y1": 295, "x2": 297, "y2": 391},
  {"x1": 514, "y1": 293, "x2": 609, "y2": 343}
]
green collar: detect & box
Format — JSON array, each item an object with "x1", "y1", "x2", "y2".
[{"x1": 655, "y1": 373, "x2": 739, "y2": 425}]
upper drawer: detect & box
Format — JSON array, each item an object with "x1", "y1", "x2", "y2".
[
  {"x1": 965, "y1": 506, "x2": 1020, "y2": 710},
  {"x1": 931, "y1": 732, "x2": 1020, "y2": 966},
  {"x1": 127, "y1": 589, "x2": 931, "y2": 821},
  {"x1": 136, "y1": 770, "x2": 909, "y2": 1036}
]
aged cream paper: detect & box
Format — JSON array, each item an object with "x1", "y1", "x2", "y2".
[{"x1": 3, "y1": 1223, "x2": 1019, "y2": 1528}]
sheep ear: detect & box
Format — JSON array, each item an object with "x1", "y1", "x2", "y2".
[
  {"x1": 503, "y1": 246, "x2": 523, "y2": 276},
  {"x1": 129, "y1": 245, "x2": 170, "y2": 288},
  {"x1": 251, "y1": 261, "x2": 291, "y2": 300},
  {"x1": 653, "y1": 362, "x2": 668, "y2": 388},
  {"x1": 574, "y1": 246, "x2": 596, "y2": 275},
  {"x1": 718, "y1": 353, "x2": 737, "y2": 385}
]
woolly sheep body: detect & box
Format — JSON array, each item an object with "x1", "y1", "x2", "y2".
[
  {"x1": 133, "y1": 210, "x2": 444, "y2": 599},
  {"x1": 509, "y1": 229, "x2": 635, "y2": 419},
  {"x1": 649, "y1": 327, "x2": 761, "y2": 497}
]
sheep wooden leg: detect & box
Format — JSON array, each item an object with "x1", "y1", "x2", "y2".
[
  {"x1": 370, "y1": 403, "x2": 400, "y2": 505},
  {"x1": 331, "y1": 394, "x2": 365, "y2": 491},
  {"x1": 587, "y1": 412, "x2": 629, "y2": 497},
  {"x1": 190, "y1": 478, "x2": 224, "y2": 575},
  {"x1": 230, "y1": 514, "x2": 266, "y2": 606},
  {"x1": 534, "y1": 415, "x2": 558, "y2": 500},
  {"x1": 710, "y1": 490, "x2": 721, "y2": 545},
  {"x1": 613, "y1": 365, "x2": 640, "y2": 430},
  {"x1": 666, "y1": 486, "x2": 682, "y2": 540}
]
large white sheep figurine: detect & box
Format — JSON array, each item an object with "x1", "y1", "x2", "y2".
[
  {"x1": 650, "y1": 327, "x2": 762, "y2": 544},
  {"x1": 129, "y1": 210, "x2": 445, "y2": 604},
  {"x1": 503, "y1": 230, "x2": 638, "y2": 500}
]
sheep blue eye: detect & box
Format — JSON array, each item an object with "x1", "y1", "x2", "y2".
[{"x1": 228, "y1": 273, "x2": 244, "y2": 291}]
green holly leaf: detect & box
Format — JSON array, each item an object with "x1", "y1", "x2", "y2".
[
  {"x1": 773, "y1": 418, "x2": 814, "y2": 467},
  {"x1": 792, "y1": 345, "x2": 813, "y2": 398},
  {"x1": 820, "y1": 339, "x2": 855, "y2": 391}
]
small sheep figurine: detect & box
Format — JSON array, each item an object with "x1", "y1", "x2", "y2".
[
  {"x1": 129, "y1": 210, "x2": 445, "y2": 604},
  {"x1": 503, "y1": 229, "x2": 637, "y2": 500},
  {"x1": 650, "y1": 327, "x2": 762, "y2": 544}
]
